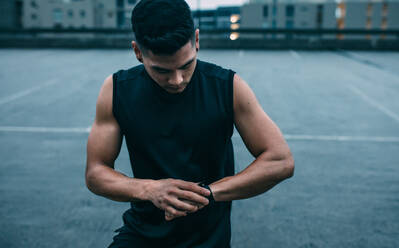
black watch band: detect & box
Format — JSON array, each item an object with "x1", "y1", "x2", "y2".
[{"x1": 198, "y1": 183, "x2": 215, "y2": 203}]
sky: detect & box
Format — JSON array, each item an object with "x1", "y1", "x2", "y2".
[{"x1": 185, "y1": 0, "x2": 247, "y2": 10}]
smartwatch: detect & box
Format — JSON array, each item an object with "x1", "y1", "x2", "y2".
[{"x1": 198, "y1": 182, "x2": 215, "y2": 204}]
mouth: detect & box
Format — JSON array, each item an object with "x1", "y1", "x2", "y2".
[{"x1": 166, "y1": 85, "x2": 186, "y2": 92}]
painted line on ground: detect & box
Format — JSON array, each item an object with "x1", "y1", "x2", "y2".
[
  {"x1": 232, "y1": 133, "x2": 399, "y2": 142},
  {"x1": 347, "y1": 84, "x2": 399, "y2": 124},
  {"x1": 1, "y1": 126, "x2": 398, "y2": 142},
  {"x1": 0, "y1": 79, "x2": 59, "y2": 106},
  {"x1": 0, "y1": 126, "x2": 91, "y2": 133}
]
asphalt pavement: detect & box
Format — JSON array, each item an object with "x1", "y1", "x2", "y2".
[{"x1": 0, "y1": 48, "x2": 398, "y2": 248}]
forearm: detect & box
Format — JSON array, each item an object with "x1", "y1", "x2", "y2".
[
  {"x1": 210, "y1": 151, "x2": 294, "y2": 202},
  {"x1": 85, "y1": 164, "x2": 154, "y2": 202}
]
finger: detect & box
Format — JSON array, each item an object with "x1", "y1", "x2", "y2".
[
  {"x1": 176, "y1": 181, "x2": 210, "y2": 197},
  {"x1": 181, "y1": 199, "x2": 204, "y2": 209},
  {"x1": 169, "y1": 198, "x2": 198, "y2": 213},
  {"x1": 165, "y1": 211, "x2": 175, "y2": 221},
  {"x1": 165, "y1": 206, "x2": 187, "y2": 219},
  {"x1": 175, "y1": 189, "x2": 209, "y2": 206}
]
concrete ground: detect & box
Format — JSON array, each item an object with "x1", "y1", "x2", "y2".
[{"x1": 0, "y1": 48, "x2": 398, "y2": 248}]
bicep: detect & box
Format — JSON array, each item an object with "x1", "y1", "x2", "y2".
[
  {"x1": 233, "y1": 74, "x2": 289, "y2": 158},
  {"x1": 86, "y1": 75, "x2": 122, "y2": 170}
]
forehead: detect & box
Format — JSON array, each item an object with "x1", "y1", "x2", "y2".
[{"x1": 146, "y1": 41, "x2": 195, "y2": 69}]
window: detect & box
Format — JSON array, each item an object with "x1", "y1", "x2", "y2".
[
  {"x1": 263, "y1": 6, "x2": 268, "y2": 18},
  {"x1": 366, "y1": 18, "x2": 371, "y2": 29},
  {"x1": 367, "y1": 3, "x2": 372, "y2": 17},
  {"x1": 286, "y1": 5, "x2": 294, "y2": 17},
  {"x1": 286, "y1": 20, "x2": 294, "y2": 28},
  {"x1": 117, "y1": 0, "x2": 124, "y2": 8},
  {"x1": 53, "y1": 8, "x2": 63, "y2": 23},
  {"x1": 301, "y1": 6, "x2": 308, "y2": 12},
  {"x1": 80, "y1": 10, "x2": 86, "y2": 18},
  {"x1": 31, "y1": 1, "x2": 38, "y2": 8},
  {"x1": 317, "y1": 5, "x2": 323, "y2": 25},
  {"x1": 68, "y1": 9, "x2": 73, "y2": 18},
  {"x1": 31, "y1": 13, "x2": 37, "y2": 20},
  {"x1": 381, "y1": 17, "x2": 387, "y2": 29},
  {"x1": 382, "y1": 3, "x2": 388, "y2": 16},
  {"x1": 128, "y1": 0, "x2": 137, "y2": 4},
  {"x1": 107, "y1": 11, "x2": 113, "y2": 18}
]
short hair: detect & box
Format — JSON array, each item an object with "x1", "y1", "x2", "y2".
[{"x1": 131, "y1": 0, "x2": 195, "y2": 55}]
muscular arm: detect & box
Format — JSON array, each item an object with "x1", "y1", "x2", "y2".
[
  {"x1": 85, "y1": 75, "x2": 153, "y2": 202},
  {"x1": 209, "y1": 74, "x2": 295, "y2": 201}
]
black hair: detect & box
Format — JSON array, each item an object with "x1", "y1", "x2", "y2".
[{"x1": 131, "y1": 0, "x2": 195, "y2": 55}]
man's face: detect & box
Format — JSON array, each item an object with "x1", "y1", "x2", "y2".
[{"x1": 133, "y1": 30, "x2": 199, "y2": 94}]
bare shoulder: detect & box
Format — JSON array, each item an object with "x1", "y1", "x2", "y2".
[
  {"x1": 96, "y1": 74, "x2": 114, "y2": 123},
  {"x1": 233, "y1": 73, "x2": 260, "y2": 115}
]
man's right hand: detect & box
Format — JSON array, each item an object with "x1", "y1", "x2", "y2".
[{"x1": 146, "y1": 179, "x2": 210, "y2": 220}]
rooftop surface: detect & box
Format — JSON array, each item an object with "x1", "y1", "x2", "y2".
[{"x1": 0, "y1": 48, "x2": 398, "y2": 247}]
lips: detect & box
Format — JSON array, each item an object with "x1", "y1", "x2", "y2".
[{"x1": 166, "y1": 86, "x2": 185, "y2": 91}]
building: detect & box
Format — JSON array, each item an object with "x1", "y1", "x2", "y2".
[
  {"x1": 192, "y1": 6, "x2": 241, "y2": 39},
  {"x1": 192, "y1": 6, "x2": 241, "y2": 29},
  {"x1": 241, "y1": 0, "x2": 399, "y2": 39},
  {"x1": 0, "y1": 0, "x2": 23, "y2": 28},
  {"x1": 22, "y1": 0, "x2": 137, "y2": 29},
  {"x1": 116, "y1": 0, "x2": 137, "y2": 29}
]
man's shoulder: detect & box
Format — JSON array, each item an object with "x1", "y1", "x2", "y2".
[
  {"x1": 113, "y1": 64, "x2": 144, "y2": 83},
  {"x1": 198, "y1": 59, "x2": 235, "y2": 82}
]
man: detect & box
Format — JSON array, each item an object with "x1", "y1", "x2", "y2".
[{"x1": 85, "y1": 0, "x2": 294, "y2": 247}]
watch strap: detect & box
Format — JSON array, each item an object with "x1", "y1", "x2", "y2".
[{"x1": 198, "y1": 183, "x2": 215, "y2": 203}]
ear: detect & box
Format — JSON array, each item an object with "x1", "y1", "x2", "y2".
[
  {"x1": 131, "y1": 41, "x2": 143, "y2": 63},
  {"x1": 195, "y1": 29, "x2": 200, "y2": 52}
]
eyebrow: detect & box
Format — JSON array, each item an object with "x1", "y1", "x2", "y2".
[{"x1": 151, "y1": 57, "x2": 195, "y2": 71}]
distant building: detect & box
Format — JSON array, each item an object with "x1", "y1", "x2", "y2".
[
  {"x1": 0, "y1": 0, "x2": 23, "y2": 28},
  {"x1": 116, "y1": 0, "x2": 137, "y2": 29},
  {"x1": 241, "y1": 0, "x2": 399, "y2": 39},
  {"x1": 192, "y1": 6, "x2": 241, "y2": 40},
  {"x1": 22, "y1": 0, "x2": 137, "y2": 29},
  {"x1": 192, "y1": 6, "x2": 241, "y2": 29}
]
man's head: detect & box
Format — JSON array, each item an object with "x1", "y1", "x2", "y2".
[{"x1": 131, "y1": 0, "x2": 200, "y2": 94}]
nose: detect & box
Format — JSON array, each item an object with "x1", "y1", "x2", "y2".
[{"x1": 167, "y1": 71, "x2": 184, "y2": 87}]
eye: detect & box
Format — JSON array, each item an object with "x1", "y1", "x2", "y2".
[
  {"x1": 156, "y1": 69, "x2": 170, "y2": 74},
  {"x1": 180, "y1": 63, "x2": 192, "y2": 70}
]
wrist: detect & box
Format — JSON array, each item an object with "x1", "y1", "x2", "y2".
[
  {"x1": 199, "y1": 183, "x2": 215, "y2": 203},
  {"x1": 138, "y1": 179, "x2": 156, "y2": 202}
]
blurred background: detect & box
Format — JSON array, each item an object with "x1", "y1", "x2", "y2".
[
  {"x1": 0, "y1": 0, "x2": 398, "y2": 248},
  {"x1": 0, "y1": 0, "x2": 398, "y2": 49}
]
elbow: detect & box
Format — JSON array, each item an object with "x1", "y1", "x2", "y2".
[
  {"x1": 85, "y1": 164, "x2": 97, "y2": 193},
  {"x1": 284, "y1": 153, "x2": 295, "y2": 179}
]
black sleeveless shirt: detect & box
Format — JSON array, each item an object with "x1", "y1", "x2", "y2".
[{"x1": 112, "y1": 59, "x2": 235, "y2": 247}]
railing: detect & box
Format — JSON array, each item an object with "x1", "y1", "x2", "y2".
[
  {"x1": 0, "y1": 28, "x2": 398, "y2": 49},
  {"x1": 0, "y1": 27, "x2": 398, "y2": 36}
]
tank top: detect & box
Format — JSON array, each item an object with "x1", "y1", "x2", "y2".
[{"x1": 112, "y1": 59, "x2": 235, "y2": 247}]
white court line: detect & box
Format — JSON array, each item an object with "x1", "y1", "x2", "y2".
[
  {"x1": 347, "y1": 84, "x2": 399, "y2": 124},
  {"x1": 0, "y1": 126, "x2": 91, "y2": 133},
  {"x1": 232, "y1": 133, "x2": 399, "y2": 142},
  {"x1": 0, "y1": 126, "x2": 398, "y2": 142},
  {"x1": 0, "y1": 79, "x2": 59, "y2": 106},
  {"x1": 283, "y1": 134, "x2": 399, "y2": 142},
  {"x1": 289, "y1": 50, "x2": 301, "y2": 60}
]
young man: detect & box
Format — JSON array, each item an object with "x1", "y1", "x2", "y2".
[{"x1": 85, "y1": 0, "x2": 294, "y2": 247}]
